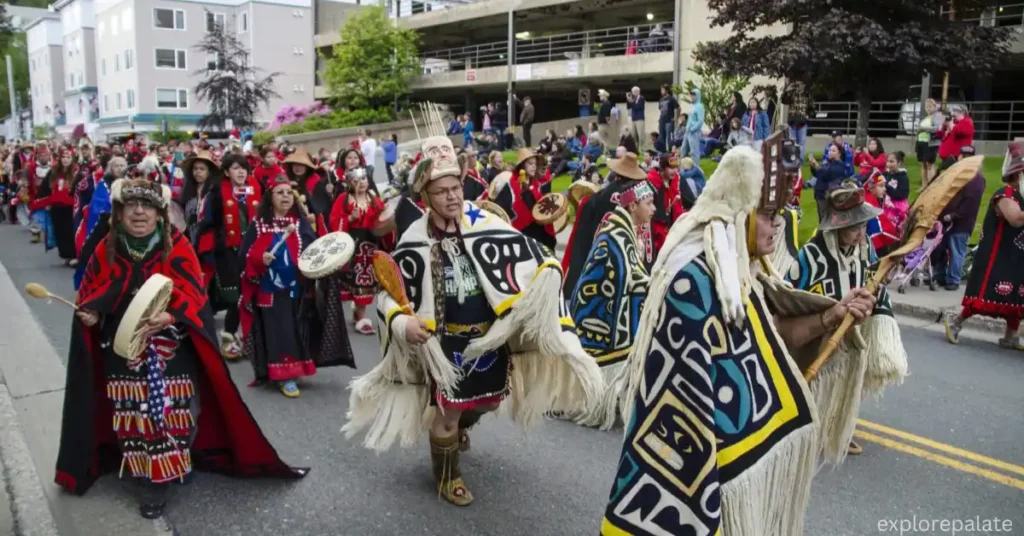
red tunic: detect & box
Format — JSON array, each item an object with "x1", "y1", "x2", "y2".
[{"x1": 252, "y1": 164, "x2": 284, "y2": 190}]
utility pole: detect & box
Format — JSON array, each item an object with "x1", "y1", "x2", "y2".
[
  {"x1": 6, "y1": 55, "x2": 19, "y2": 141},
  {"x1": 672, "y1": 0, "x2": 682, "y2": 87},
  {"x1": 506, "y1": 9, "x2": 515, "y2": 136}
]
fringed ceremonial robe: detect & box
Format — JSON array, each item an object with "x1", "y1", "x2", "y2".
[
  {"x1": 239, "y1": 215, "x2": 352, "y2": 382},
  {"x1": 56, "y1": 227, "x2": 306, "y2": 494},
  {"x1": 961, "y1": 186, "x2": 1024, "y2": 322},
  {"x1": 343, "y1": 201, "x2": 604, "y2": 452},
  {"x1": 783, "y1": 231, "x2": 907, "y2": 463},
  {"x1": 603, "y1": 253, "x2": 818, "y2": 536},
  {"x1": 569, "y1": 206, "x2": 649, "y2": 429}
]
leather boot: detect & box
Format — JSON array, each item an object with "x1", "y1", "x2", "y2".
[
  {"x1": 429, "y1": 433, "x2": 473, "y2": 506},
  {"x1": 457, "y1": 410, "x2": 483, "y2": 452}
]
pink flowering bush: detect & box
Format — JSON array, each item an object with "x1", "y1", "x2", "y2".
[{"x1": 269, "y1": 102, "x2": 332, "y2": 130}]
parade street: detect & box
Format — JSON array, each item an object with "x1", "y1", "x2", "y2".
[{"x1": 0, "y1": 223, "x2": 1022, "y2": 536}]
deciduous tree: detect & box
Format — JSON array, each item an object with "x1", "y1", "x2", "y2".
[
  {"x1": 694, "y1": 0, "x2": 1013, "y2": 144},
  {"x1": 681, "y1": 62, "x2": 749, "y2": 126},
  {"x1": 322, "y1": 6, "x2": 420, "y2": 112},
  {"x1": 192, "y1": 18, "x2": 280, "y2": 130}
]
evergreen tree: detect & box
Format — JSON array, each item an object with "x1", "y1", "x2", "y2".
[{"x1": 192, "y1": 17, "x2": 279, "y2": 129}]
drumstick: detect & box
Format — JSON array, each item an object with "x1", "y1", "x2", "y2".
[
  {"x1": 269, "y1": 224, "x2": 297, "y2": 257},
  {"x1": 24, "y1": 283, "x2": 79, "y2": 310}
]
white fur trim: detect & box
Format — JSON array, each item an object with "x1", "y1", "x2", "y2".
[{"x1": 860, "y1": 314, "x2": 908, "y2": 397}]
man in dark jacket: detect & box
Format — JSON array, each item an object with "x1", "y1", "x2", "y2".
[
  {"x1": 932, "y1": 146, "x2": 986, "y2": 290},
  {"x1": 519, "y1": 96, "x2": 536, "y2": 147},
  {"x1": 627, "y1": 87, "x2": 646, "y2": 152},
  {"x1": 658, "y1": 84, "x2": 679, "y2": 154}
]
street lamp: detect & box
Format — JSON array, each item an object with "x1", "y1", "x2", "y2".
[{"x1": 646, "y1": 13, "x2": 654, "y2": 21}]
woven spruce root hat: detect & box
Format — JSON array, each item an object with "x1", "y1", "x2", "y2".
[{"x1": 817, "y1": 181, "x2": 883, "y2": 232}]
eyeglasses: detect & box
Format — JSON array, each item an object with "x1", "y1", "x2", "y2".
[
  {"x1": 125, "y1": 200, "x2": 157, "y2": 211},
  {"x1": 426, "y1": 185, "x2": 462, "y2": 199}
]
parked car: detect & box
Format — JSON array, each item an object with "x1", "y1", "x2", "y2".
[{"x1": 899, "y1": 84, "x2": 967, "y2": 135}]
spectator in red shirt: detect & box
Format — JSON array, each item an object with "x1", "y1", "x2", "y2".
[
  {"x1": 938, "y1": 105, "x2": 974, "y2": 172},
  {"x1": 853, "y1": 138, "x2": 887, "y2": 179}
]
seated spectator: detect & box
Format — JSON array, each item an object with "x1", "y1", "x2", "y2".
[
  {"x1": 671, "y1": 114, "x2": 689, "y2": 149},
  {"x1": 566, "y1": 129, "x2": 583, "y2": 157},
  {"x1": 650, "y1": 132, "x2": 665, "y2": 153},
  {"x1": 548, "y1": 139, "x2": 571, "y2": 177},
  {"x1": 484, "y1": 151, "x2": 505, "y2": 184},
  {"x1": 701, "y1": 116, "x2": 726, "y2": 159},
  {"x1": 853, "y1": 137, "x2": 887, "y2": 178},
  {"x1": 571, "y1": 154, "x2": 601, "y2": 183},
  {"x1": 581, "y1": 135, "x2": 603, "y2": 163},
  {"x1": 678, "y1": 157, "x2": 706, "y2": 205},
  {"x1": 823, "y1": 130, "x2": 855, "y2": 174},
  {"x1": 575, "y1": 125, "x2": 588, "y2": 148},
  {"x1": 537, "y1": 129, "x2": 557, "y2": 154},
  {"x1": 642, "y1": 149, "x2": 658, "y2": 172},
  {"x1": 726, "y1": 118, "x2": 752, "y2": 150},
  {"x1": 810, "y1": 144, "x2": 853, "y2": 219}
]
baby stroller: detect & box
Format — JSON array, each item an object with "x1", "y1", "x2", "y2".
[{"x1": 889, "y1": 221, "x2": 944, "y2": 293}]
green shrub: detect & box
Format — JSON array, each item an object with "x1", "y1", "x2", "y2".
[{"x1": 253, "y1": 106, "x2": 396, "y2": 143}]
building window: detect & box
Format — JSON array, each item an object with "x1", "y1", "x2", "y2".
[
  {"x1": 115, "y1": 53, "x2": 120, "y2": 72},
  {"x1": 156, "y1": 88, "x2": 188, "y2": 109},
  {"x1": 101, "y1": 59, "x2": 106, "y2": 75},
  {"x1": 206, "y1": 12, "x2": 225, "y2": 32},
  {"x1": 112, "y1": 16, "x2": 119, "y2": 36},
  {"x1": 69, "y1": 73, "x2": 74, "y2": 87},
  {"x1": 127, "y1": 90, "x2": 135, "y2": 109},
  {"x1": 104, "y1": 95, "x2": 109, "y2": 111},
  {"x1": 206, "y1": 53, "x2": 223, "y2": 71},
  {"x1": 122, "y1": 9, "x2": 133, "y2": 31},
  {"x1": 98, "y1": 21, "x2": 105, "y2": 37},
  {"x1": 125, "y1": 49, "x2": 134, "y2": 69},
  {"x1": 155, "y1": 49, "x2": 187, "y2": 69},
  {"x1": 116, "y1": 93, "x2": 122, "y2": 110},
  {"x1": 240, "y1": 12, "x2": 248, "y2": 32},
  {"x1": 154, "y1": 8, "x2": 185, "y2": 30},
  {"x1": 77, "y1": 72, "x2": 83, "y2": 85},
  {"x1": 30, "y1": 59, "x2": 35, "y2": 72}
]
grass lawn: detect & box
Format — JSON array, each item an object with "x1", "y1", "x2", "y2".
[{"x1": 502, "y1": 149, "x2": 1007, "y2": 246}]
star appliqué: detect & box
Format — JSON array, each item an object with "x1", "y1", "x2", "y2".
[{"x1": 464, "y1": 204, "x2": 483, "y2": 226}]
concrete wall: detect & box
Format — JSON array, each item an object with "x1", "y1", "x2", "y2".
[
  {"x1": 412, "y1": 51, "x2": 674, "y2": 90},
  {"x1": 278, "y1": 118, "x2": 446, "y2": 154}
]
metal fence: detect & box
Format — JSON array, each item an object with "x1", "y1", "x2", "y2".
[
  {"x1": 419, "y1": 22, "x2": 674, "y2": 74},
  {"x1": 806, "y1": 101, "x2": 1024, "y2": 141}
]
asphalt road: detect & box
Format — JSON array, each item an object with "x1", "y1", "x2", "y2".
[{"x1": 1, "y1": 223, "x2": 1022, "y2": 536}]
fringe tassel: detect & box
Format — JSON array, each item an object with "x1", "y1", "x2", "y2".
[
  {"x1": 719, "y1": 423, "x2": 819, "y2": 536},
  {"x1": 860, "y1": 315, "x2": 908, "y2": 398},
  {"x1": 465, "y1": 269, "x2": 570, "y2": 360},
  {"x1": 806, "y1": 340, "x2": 866, "y2": 466},
  {"x1": 572, "y1": 361, "x2": 627, "y2": 430},
  {"x1": 503, "y1": 340, "x2": 596, "y2": 428}
]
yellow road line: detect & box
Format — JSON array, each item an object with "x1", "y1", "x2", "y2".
[
  {"x1": 858, "y1": 419, "x2": 1024, "y2": 477},
  {"x1": 853, "y1": 430, "x2": 1024, "y2": 491}
]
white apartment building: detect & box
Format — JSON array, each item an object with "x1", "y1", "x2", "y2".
[
  {"x1": 24, "y1": 15, "x2": 66, "y2": 131},
  {"x1": 55, "y1": 0, "x2": 101, "y2": 137},
  {"x1": 92, "y1": 0, "x2": 316, "y2": 137}
]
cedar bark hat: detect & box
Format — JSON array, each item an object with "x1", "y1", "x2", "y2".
[
  {"x1": 181, "y1": 150, "x2": 218, "y2": 176},
  {"x1": 607, "y1": 152, "x2": 647, "y2": 180},
  {"x1": 282, "y1": 147, "x2": 317, "y2": 170},
  {"x1": 513, "y1": 148, "x2": 543, "y2": 173}
]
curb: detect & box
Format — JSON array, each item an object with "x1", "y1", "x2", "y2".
[
  {"x1": 0, "y1": 384, "x2": 60, "y2": 536},
  {"x1": 892, "y1": 300, "x2": 1006, "y2": 334}
]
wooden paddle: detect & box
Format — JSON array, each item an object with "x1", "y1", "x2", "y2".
[
  {"x1": 372, "y1": 250, "x2": 415, "y2": 316},
  {"x1": 24, "y1": 283, "x2": 79, "y2": 310},
  {"x1": 805, "y1": 155, "x2": 985, "y2": 381}
]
